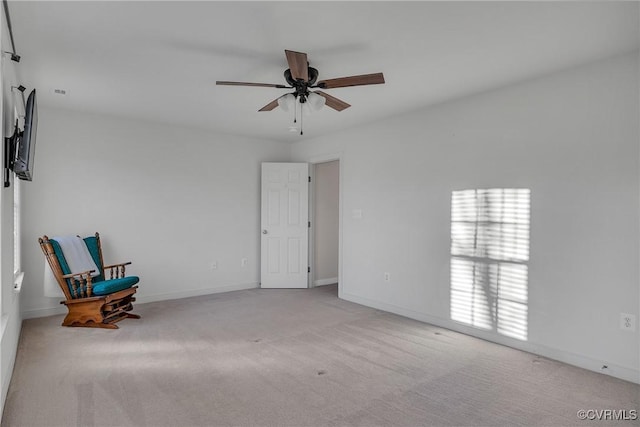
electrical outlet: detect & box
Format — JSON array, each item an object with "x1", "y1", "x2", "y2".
[
  {"x1": 211, "y1": 261, "x2": 218, "y2": 270},
  {"x1": 620, "y1": 313, "x2": 636, "y2": 332},
  {"x1": 384, "y1": 272, "x2": 391, "y2": 282},
  {"x1": 241, "y1": 258, "x2": 248, "y2": 267}
]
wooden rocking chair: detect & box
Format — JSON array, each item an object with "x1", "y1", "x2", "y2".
[{"x1": 39, "y1": 233, "x2": 141, "y2": 329}]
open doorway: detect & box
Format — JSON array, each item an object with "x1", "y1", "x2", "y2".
[{"x1": 310, "y1": 160, "x2": 339, "y2": 295}]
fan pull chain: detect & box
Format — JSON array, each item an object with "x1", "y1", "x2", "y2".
[{"x1": 300, "y1": 101, "x2": 303, "y2": 135}]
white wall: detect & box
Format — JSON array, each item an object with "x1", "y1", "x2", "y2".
[
  {"x1": 292, "y1": 52, "x2": 640, "y2": 383},
  {"x1": 313, "y1": 161, "x2": 339, "y2": 285},
  {"x1": 21, "y1": 108, "x2": 291, "y2": 318},
  {"x1": 10, "y1": 50, "x2": 639, "y2": 391},
  {"x1": 0, "y1": 10, "x2": 24, "y2": 418}
]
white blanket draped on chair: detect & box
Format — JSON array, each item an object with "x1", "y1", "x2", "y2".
[{"x1": 43, "y1": 235, "x2": 100, "y2": 298}]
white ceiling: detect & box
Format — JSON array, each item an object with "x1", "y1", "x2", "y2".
[{"x1": 7, "y1": 1, "x2": 640, "y2": 142}]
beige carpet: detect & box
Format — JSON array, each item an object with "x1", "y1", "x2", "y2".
[{"x1": 2, "y1": 285, "x2": 638, "y2": 426}]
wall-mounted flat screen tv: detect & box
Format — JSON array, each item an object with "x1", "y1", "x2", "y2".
[{"x1": 14, "y1": 89, "x2": 37, "y2": 181}]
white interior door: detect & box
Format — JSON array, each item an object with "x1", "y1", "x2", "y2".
[{"x1": 260, "y1": 162, "x2": 309, "y2": 288}]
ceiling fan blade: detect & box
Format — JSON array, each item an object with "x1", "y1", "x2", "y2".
[
  {"x1": 217, "y1": 81, "x2": 288, "y2": 88},
  {"x1": 258, "y1": 98, "x2": 279, "y2": 112},
  {"x1": 317, "y1": 72, "x2": 385, "y2": 89},
  {"x1": 285, "y1": 50, "x2": 309, "y2": 82},
  {"x1": 315, "y1": 91, "x2": 351, "y2": 111}
]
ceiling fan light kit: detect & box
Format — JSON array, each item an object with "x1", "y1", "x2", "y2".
[
  {"x1": 277, "y1": 93, "x2": 295, "y2": 112},
  {"x1": 217, "y1": 49, "x2": 385, "y2": 135},
  {"x1": 307, "y1": 92, "x2": 326, "y2": 110}
]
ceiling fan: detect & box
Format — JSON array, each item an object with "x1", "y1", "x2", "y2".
[{"x1": 216, "y1": 49, "x2": 385, "y2": 134}]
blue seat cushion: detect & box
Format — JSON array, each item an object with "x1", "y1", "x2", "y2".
[{"x1": 91, "y1": 276, "x2": 139, "y2": 296}]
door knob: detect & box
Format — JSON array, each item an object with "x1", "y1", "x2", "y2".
[{"x1": 262, "y1": 230, "x2": 268, "y2": 234}]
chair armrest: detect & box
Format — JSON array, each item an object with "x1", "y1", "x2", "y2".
[
  {"x1": 104, "y1": 262, "x2": 132, "y2": 279},
  {"x1": 61, "y1": 270, "x2": 96, "y2": 298},
  {"x1": 62, "y1": 270, "x2": 96, "y2": 280},
  {"x1": 103, "y1": 262, "x2": 132, "y2": 270}
]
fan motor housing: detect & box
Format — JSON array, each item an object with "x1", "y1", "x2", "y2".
[{"x1": 284, "y1": 67, "x2": 318, "y2": 87}]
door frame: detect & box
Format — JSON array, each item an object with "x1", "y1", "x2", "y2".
[{"x1": 307, "y1": 152, "x2": 343, "y2": 298}]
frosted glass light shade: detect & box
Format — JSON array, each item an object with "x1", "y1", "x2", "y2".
[
  {"x1": 308, "y1": 92, "x2": 326, "y2": 111},
  {"x1": 277, "y1": 94, "x2": 296, "y2": 112},
  {"x1": 301, "y1": 102, "x2": 312, "y2": 116}
]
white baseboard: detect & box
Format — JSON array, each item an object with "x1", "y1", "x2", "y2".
[
  {"x1": 21, "y1": 282, "x2": 260, "y2": 320},
  {"x1": 135, "y1": 282, "x2": 259, "y2": 304},
  {"x1": 21, "y1": 305, "x2": 66, "y2": 320},
  {"x1": 314, "y1": 277, "x2": 338, "y2": 287},
  {"x1": 341, "y1": 292, "x2": 640, "y2": 385}
]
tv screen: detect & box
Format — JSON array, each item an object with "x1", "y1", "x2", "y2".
[{"x1": 14, "y1": 89, "x2": 37, "y2": 181}]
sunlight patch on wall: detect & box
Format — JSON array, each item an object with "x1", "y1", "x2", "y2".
[{"x1": 450, "y1": 188, "x2": 530, "y2": 341}]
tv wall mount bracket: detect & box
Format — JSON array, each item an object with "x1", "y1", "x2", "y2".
[{"x1": 4, "y1": 121, "x2": 20, "y2": 188}]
